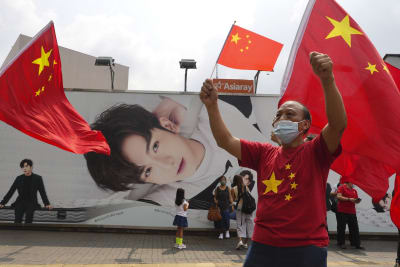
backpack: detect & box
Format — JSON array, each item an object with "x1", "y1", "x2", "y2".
[{"x1": 237, "y1": 187, "x2": 256, "y2": 215}]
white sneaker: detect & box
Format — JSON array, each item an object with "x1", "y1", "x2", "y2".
[
  {"x1": 178, "y1": 243, "x2": 186, "y2": 249},
  {"x1": 225, "y1": 231, "x2": 230, "y2": 239},
  {"x1": 174, "y1": 243, "x2": 179, "y2": 248},
  {"x1": 243, "y1": 243, "x2": 248, "y2": 249},
  {"x1": 218, "y1": 233, "x2": 224, "y2": 239},
  {"x1": 236, "y1": 240, "x2": 244, "y2": 250}
]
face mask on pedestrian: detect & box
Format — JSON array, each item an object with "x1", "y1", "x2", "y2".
[
  {"x1": 273, "y1": 120, "x2": 306, "y2": 144},
  {"x1": 220, "y1": 180, "x2": 226, "y2": 186}
]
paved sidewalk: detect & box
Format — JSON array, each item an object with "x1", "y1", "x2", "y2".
[{"x1": 0, "y1": 229, "x2": 397, "y2": 266}]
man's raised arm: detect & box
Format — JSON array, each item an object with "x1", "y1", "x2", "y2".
[
  {"x1": 200, "y1": 79, "x2": 242, "y2": 160},
  {"x1": 310, "y1": 52, "x2": 347, "y2": 154}
]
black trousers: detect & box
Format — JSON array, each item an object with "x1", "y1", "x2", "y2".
[
  {"x1": 336, "y1": 212, "x2": 360, "y2": 247},
  {"x1": 14, "y1": 203, "x2": 36, "y2": 223},
  {"x1": 397, "y1": 229, "x2": 400, "y2": 262}
]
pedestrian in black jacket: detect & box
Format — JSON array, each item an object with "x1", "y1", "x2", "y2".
[{"x1": 0, "y1": 159, "x2": 52, "y2": 223}]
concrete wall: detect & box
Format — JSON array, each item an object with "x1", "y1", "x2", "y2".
[{"x1": 1, "y1": 34, "x2": 129, "y2": 91}]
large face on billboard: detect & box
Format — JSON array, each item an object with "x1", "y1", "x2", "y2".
[{"x1": 122, "y1": 127, "x2": 205, "y2": 185}]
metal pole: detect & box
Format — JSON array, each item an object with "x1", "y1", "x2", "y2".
[
  {"x1": 184, "y1": 68, "x2": 188, "y2": 92},
  {"x1": 109, "y1": 65, "x2": 115, "y2": 90}
]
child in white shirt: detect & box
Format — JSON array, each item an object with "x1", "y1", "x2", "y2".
[{"x1": 173, "y1": 188, "x2": 189, "y2": 249}]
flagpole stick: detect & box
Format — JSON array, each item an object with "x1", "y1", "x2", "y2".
[
  {"x1": 209, "y1": 63, "x2": 217, "y2": 79},
  {"x1": 254, "y1": 70, "x2": 261, "y2": 94},
  {"x1": 209, "y1": 21, "x2": 237, "y2": 79}
]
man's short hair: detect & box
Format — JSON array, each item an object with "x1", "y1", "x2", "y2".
[
  {"x1": 84, "y1": 104, "x2": 166, "y2": 191},
  {"x1": 20, "y1": 159, "x2": 33, "y2": 168}
]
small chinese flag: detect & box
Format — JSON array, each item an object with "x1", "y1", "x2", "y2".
[
  {"x1": 0, "y1": 21, "x2": 110, "y2": 155},
  {"x1": 217, "y1": 25, "x2": 283, "y2": 71},
  {"x1": 280, "y1": 0, "x2": 400, "y2": 200}
]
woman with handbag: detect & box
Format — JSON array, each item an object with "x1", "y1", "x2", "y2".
[
  {"x1": 231, "y1": 175, "x2": 254, "y2": 249},
  {"x1": 214, "y1": 176, "x2": 233, "y2": 239}
]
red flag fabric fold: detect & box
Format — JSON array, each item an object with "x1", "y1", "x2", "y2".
[
  {"x1": 217, "y1": 25, "x2": 283, "y2": 71},
  {"x1": 0, "y1": 21, "x2": 110, "y2": 155},
  {"x1": 390, "y1": 174, "x2": 400, "y2": 228},
  {"x1": 280, "y1": 0, "x2": 400, "y2": 200}
]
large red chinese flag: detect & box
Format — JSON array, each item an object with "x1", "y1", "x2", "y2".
[
  {"x1": 0, "y1": 21, "x2": 110, "y2": 155},
  {"x1": 280, "y1": 0, "x2": 400, "y2": 200},
  {"x1": 217, "y1": 25, "x2": 283, "y2": 71},
  {"x1": 391, "y1": 174, "x2": 400, "y2": 228}
]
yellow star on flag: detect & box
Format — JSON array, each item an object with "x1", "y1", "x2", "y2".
[
  {"x1": 48, "y1": 75, "x2": 52, "y2": 82},
  {"x1": 382, "y1": 63, "x2": 389, "y2": 74},
  {"x1": 53, "y1": 59, "x2": 57, "y2": 65},
  {"x1": 288, "y1": 172, "x2": 296, "y2": 179},
  {"x1": 231, "y1": 33, "x2": 241, "y2": 45},
  {"x1": 35, "y1": 86, "x2": 44, "y2": 96},
  {"x1": 32, "y1": 46, "x2": 52, "y2": 76},
  {"x1": 285, "y1": 194, "x2": 292, "y2": 201},
  {"x1": 325, "y1": 15, "x2": 363, "y2": 47},
  {"x1": 365, "y1": 62, "x2": 378, "y2": 75},
  {"x1": 285, "y1": 163, "x2": 291, "y2": 170},
  {"x1": 262, "y1": 172, "x2": 283, "y2": 194},
  {"x1": 291, "y1": 182, "x2": 298, "y2": 190}
]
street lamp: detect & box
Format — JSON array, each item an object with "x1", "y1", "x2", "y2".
[
  {"x1": 179, "y1": 59, "x2": 196, "y2": 92},
  {"x1": 95, "y1": 56, "x2": 115, "y2": 90}
]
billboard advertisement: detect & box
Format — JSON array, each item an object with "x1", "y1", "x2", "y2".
[{"x1": 0, "y1": 91, "x2": 396, "y2": 233}]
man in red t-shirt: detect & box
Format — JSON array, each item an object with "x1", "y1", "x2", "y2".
[
  {"x1": 200, "y1": 52, "x2": 347, "y2": 267},
  {"x1": 336, "y1": 176, "x2": 364, "y2": 249}
]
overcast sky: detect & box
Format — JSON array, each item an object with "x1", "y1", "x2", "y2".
[{"x1": 0, "y1": 0, "x2": 399, "y2": 94}]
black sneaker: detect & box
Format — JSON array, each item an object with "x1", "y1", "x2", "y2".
[
  {"x1": 355, "y1": 246, "x2": 365, "y2": 250},
  {"x1": 338, "y1": 244, "x2": 346, "y2": 249}
]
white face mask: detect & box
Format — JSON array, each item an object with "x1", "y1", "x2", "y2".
[{"x1": 273, "y1": 120, "x2": 304, "y2": 144}]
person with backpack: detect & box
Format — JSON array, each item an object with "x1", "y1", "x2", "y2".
[
  {"x1": 231, "y1": 174, "x2": 255, "y2": 249},
  {"x1": 214, "y1": 176, "x2": 233, "y2": 239}
]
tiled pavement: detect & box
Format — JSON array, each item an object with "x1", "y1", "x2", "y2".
[{"x1": 0, "y1": 229, "x2": 397, "y2": 267}]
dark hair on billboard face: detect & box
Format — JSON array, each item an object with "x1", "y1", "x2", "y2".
[
  {"x1": 20, "y1": 159, "x2": 33, "y2": 168},
  {"x1": 84, "y1": 104, "x2": 165, "y2": 191}
]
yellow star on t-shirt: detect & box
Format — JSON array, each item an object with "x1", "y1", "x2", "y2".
[
  {"x1": 285, "y1": 194, "x2": 292, "y2": 201},
  {"x1": 291, "y1": 182, "x2": 298, "y2": 190},
  {"x1": 231, "y1": 33, "x2": 241, "y2": 45},
  {"x1": 288, "y1": 172, "x2": 296, "y2": 179},
  {"x1": 325, "y1": 15, "x2": 362, "y2": 47},
  {"x1": 32, "y1": 46, "x2": 52, "y2": 76},
  {"x1": 285, "y1": 163, "x2": 291, "y2": 170},
  {"x1": 262, "y1": 172, "x2": 283, "y2": 194},
  {"x1": 365, "y1": 62, "x2": 378, "y2": 75}
]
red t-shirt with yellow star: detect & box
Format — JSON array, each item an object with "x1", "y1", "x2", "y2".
[{"x1": 239, "y1": 134, "x2": 341, "y2": 247}]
